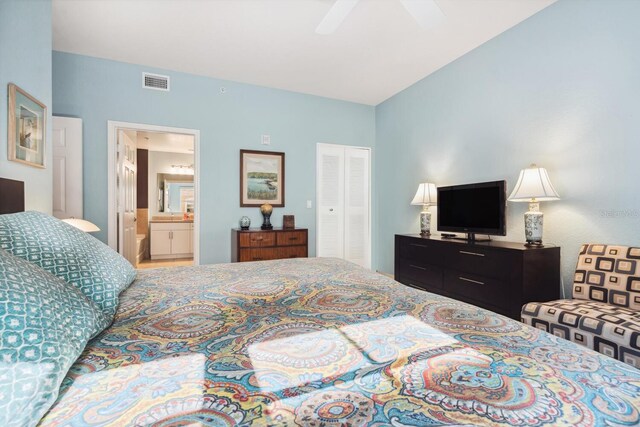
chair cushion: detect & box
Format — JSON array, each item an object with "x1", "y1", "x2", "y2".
[
  {"x1": 573, "y1": 243, "x2": 640, "y2": 310},
  {"x1": 0, "y1": 248, "x2": 107, "y2": 426},
  {"x1": 522, "y1": 299, "x2": 640, "y2": 367},
  {"x1": 0, "y1": 211, "x2": 136, "y2": 323}
]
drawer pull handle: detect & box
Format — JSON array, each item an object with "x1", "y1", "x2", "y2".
[
  {"x1": 254, "y1": 237, "x2": 264, "y2": 241},
  {"x1": 459, "y1": 250, "x2": 485, "y2": 257},
  {"x1": 409, "y1": 264, "x2": 427, "y2": 271},
  {"x1": 253, "y1": 257, "x2": 263, "y2": 261},
  {"x1": 288, "y1": 237, "x2": 298, "y2": 241},
  {"x1": 459, "y1": 276, "x2": 485, "y2": 285},
  {"x1": 410, "y1": 243, "x2": 428, "y2": 248}
]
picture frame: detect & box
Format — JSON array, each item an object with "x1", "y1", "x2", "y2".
[
  {"x1": 8, "y1": 83, "x2": 47, "y2": 168},
  {"x1": 240, "y1": 149, "x2": 285, "y2": 207}
]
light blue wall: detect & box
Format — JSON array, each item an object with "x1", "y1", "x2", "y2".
[
  {"x1": 52, "y1": 52, "x2": 375, "y2": 265},
  {"x1": 0, "y1": 0, "x2": 52, "y2": 212},
  {"x1": 376, "y1": 0, "x2": 640, "y2": 295}
]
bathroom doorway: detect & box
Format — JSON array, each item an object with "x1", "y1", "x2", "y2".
[{"x1": 107, "y1": 121, "x2": 200, "y2": 268}]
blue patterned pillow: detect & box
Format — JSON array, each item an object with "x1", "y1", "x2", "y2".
[
  {"x1": 0, "y1": 212, "x2": 136, "y2": 322},
  {"x1": 0, "y1": 248, "x2": 107, "y2": 426}
]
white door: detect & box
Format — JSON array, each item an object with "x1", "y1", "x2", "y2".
[
  {"x1": 118, "y1": 130, "x2": 137, "y2": 266},
  {"x1": 52, "y1": 117, "x2": 83, "y2": 219},
  {"x1": 344, "y1": 147, "x2": 370, "y2": 268},
  {"x1": 316, "y1": 144, "x2": 371, "y2": 268},
  {"x1": 317, "y1": 144, "x2": 345, "y2": 259}
]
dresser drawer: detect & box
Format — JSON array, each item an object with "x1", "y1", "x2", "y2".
[
  {"x1": 277, "y1": 231, "x2": 307, "y2": 246},
  {"x1": 446, "y1": 247, "x2": 519, "y2": 280},
  {"x1": 445, "y1": 270, "x2": 508, "y2": 307},
  {"x1": 239, "y1": 248, "x2": 279, "y2": 262},
  {"x1": 278, "y1": 246, "x2": 307, "y2": 259},
  {"x1": 239, "y1": 232, "x2": 276, "y2": 248},
  {"x1": 397, "y1": 259, "x2": 443, "y2": 290},
  {"x1": 398, "y1": 238, "x2": 441, "y2": 264}
]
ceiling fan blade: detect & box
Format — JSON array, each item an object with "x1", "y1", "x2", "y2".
[
  {"x1": 316, "y1": 0, "x2": 360, "y2": 35},
  {"x1": 399, "y1": 0, "x2": 445, "y2": 29}
]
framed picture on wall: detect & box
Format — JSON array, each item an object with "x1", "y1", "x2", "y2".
[
  {"x1": 8, "y1": 83, "x2": 47, "y2": 168},
  {"x1": 240, "y1": 149, "x2": 285, "y2": 207}
]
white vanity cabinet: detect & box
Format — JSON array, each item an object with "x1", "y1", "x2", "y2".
[{"x1": 150, "y1": 222, "x2": 193, "y2": 259}]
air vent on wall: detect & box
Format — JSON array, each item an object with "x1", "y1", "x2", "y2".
[{"x1": 142, "y1": 72, "x2": 170, "y2": 91}]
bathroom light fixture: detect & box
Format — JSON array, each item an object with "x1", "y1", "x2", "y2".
[{"x1": 171, "y1": 164, "x2": 194, "y2": 174}]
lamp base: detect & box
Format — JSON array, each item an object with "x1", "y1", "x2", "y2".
[
  {"x1": 524, "y1": 241, "x2": 544, "y2": 248},
  {"x1": 419, "y1": 210, "x2": 431, "y2": 236},
  {"x1": 524, "y1": 202, "x2": 544, "y2": 246}
]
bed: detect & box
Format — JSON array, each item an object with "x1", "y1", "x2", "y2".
[
  {"x1": 0, "y1": 178, "x2": 639, "y2": 426},
  {"x1": 36, "y1": 258, "x2": 640, "y2": 426}
]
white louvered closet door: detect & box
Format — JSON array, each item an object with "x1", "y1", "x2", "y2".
[
  {"x1": 344, "y1": 147, "x2": 370, "y2": 268},
  {"x1": 317, "y1": 144, "x2": 345, "y2": 259},
  {"x1": 317, "y1": 144, "x2": 371, "y2": 269}
]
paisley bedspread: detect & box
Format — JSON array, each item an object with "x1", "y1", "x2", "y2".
[{"x1": 39, "y1": 258, "x2": 640, "y2": 426}]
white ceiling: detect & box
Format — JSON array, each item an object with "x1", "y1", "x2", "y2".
[
  {"x1": 52, "y1": 0, "x2": 556, "y2": 105},
  {"x1": 136, "y1": 131, "x2": 195, "y2": 154}
]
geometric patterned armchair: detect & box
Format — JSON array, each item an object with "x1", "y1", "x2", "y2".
[{"x1": 521, "y1": 244, "x2": 640, "y2": 368}]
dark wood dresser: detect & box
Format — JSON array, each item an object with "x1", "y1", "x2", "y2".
[
  {"x1": 231, "y1": 228, "x2": 308, "y2": 262},
  {"x1": 395, "y1": 234, "x2": 560, "y2": 320}
]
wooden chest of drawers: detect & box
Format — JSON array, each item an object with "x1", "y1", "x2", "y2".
[
  {"x1": 231, "y1": 228, "x2": 308, "y2": 262},
  {"x1": 395, "y1": 234, "x2": 561, "y2": 320}
]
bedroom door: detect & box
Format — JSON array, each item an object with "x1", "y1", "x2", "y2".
[
  {"x1": 52, "y1": 116, "x2": 83, "y2": 219},
  {"x1": 118, "y1": 130, "x2": 137, "y2": 266},
  {"x1": 316, "y1": 143, "x2": 371, "y2": 268}
]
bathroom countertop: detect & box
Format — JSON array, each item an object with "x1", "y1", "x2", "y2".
[{"x1": 149, "y1": 219, "x2": 194, "y2": 223}]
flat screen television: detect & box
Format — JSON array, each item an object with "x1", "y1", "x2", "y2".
[{"x1": 437, "y1": 180, "x2": 506, "y2": 239}]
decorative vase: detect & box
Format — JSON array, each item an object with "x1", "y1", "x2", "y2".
[
  {"x1": 419, "y1": 209, "x2": 431, "y2": 236},
  {"x1": 239, "y1": 216, "x2": 251, "y2": 230},
  {"x1": 260, "y1": 203, "x2": 273, "y2": 230},
  {"x1": 524, "y1": 202, "x2": 544, "y2": 246}
]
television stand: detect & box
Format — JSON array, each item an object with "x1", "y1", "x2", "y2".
[
  {"x1": 394, "y1": 234, "x2": 561, "y2": 320},
  {"x1": 441, "y1": 233, "x2": 492, "y2": 242}
]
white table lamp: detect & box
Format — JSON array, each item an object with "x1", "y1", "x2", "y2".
[
  {"x1": 411, "y1": 182, "x2": 437, "y2": 236},
  {"x1": 62, "y1": 218, "x2": 101, "y2": 233},
  {"x1": 508, "y1": 164, "x2": 559, "y2": 246}
]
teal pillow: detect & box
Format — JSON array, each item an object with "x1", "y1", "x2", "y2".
[
  {"x1": 0, "y1": 248, "x2": 107, "y2": 426},
  {"x1": 0, "y1": 212, "x2": 136, "y2": 322}
]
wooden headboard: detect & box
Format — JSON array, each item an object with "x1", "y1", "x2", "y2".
[{"x1": 0, "y1": 177, "x2": 25, "y2": 214}]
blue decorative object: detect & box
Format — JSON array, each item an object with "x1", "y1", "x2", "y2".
[
  {"x1": 0, "y1": 211, "x2": 136, "y2": 323},
  {"x1": 239, "y1": 216, "x2": 251, "y2": 230},
  {"x1": 0, "y1": 248, "x2": 106, "y2": 426}
]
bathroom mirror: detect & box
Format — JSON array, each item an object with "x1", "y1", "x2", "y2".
[{"x1": 157, "y1": 173, "x2": 194, "y2": 213}]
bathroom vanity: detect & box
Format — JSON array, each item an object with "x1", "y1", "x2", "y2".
[{"x1": 149, "y1": 220, "x2": 194, "y2": 259}]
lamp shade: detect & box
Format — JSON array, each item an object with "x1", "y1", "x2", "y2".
[
  {"x1": 411, "y1": 182, "x2": 437, "y2": 206},
  {"x1": 508, "y1": 164, "x2": 560, "y2": 202},
  {"x1": 62, "y1": 218, "x2": 101, "y2": 233}
]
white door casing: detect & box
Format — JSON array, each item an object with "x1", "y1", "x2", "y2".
[
  {"x1": 52, "y1": 116, "x2": 83, "y2": 219},
  {"x1": 316, "y1": 143, "x2": 371, "y2": 269},
  {"x1": 118, "y1": 130, "x2": 137, "y2": 266},
  {"x1": 107, "y1": 121, "x2": 201, "y2": 265}
]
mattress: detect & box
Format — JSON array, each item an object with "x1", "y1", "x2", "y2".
[{"x1": 39, "y1": 258, "x2": 640, "y2": 426}]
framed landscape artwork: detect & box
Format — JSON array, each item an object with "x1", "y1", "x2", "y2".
[
  {"x1": 240, "y1": 149, "x2": 285, "y2": 207},
  {"x1": 8, "y1": 83, "x2": 47, "y2": 168}
]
